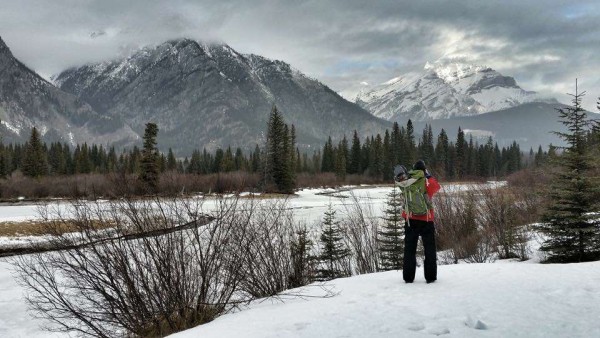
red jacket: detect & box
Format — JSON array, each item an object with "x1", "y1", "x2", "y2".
[{"x1": 402, "y1": 176, "x2": 441, "y2": 222}]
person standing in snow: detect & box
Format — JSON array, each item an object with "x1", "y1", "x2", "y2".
[{"x1": 402, "y1": 160, "x2": 441, "y2": 284}]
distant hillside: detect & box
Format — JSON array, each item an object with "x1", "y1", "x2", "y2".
[{"x1": 413, "y1": 102, "x2": 581, "y2": 150}]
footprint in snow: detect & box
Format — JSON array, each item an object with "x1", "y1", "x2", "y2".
[
  {"x1": 407, "y1": 321, "x2": 425, "y2": 331},
  {"x1": 294, "y1": 322, "x2": 309, "y2": 331},
  {"x1": 427, "y1": 326, "x2": 450, "y2": 336}
]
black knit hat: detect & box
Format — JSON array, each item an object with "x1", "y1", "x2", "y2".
[{"x1": 413, "y1": 160, "x2": 426, "y2": 171}]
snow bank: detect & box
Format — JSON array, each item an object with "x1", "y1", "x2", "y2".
[
  {"x1": 4, "y1": 256, "x2": 599, "y2": 338},
  {"x1": 170, "y1": 261, "x2": 600, "y2": 338}
]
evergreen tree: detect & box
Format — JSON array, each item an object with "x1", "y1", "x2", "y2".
[
  {"x1": 455, "y1": 127, "x2": 467, "y2": 179},
  {"x1": 251, "y1": 144, "x2": 261, "y2": 173},
  {"x1": 139, "y1": 122, "x2": 160, "y2": 193},
  {"x1": 221, "y1": 147, "x2": 235, "y2": 172},
  {"x1": 534, "y1": 145, "x2": 545, "y2": 167},
  {"x1": 213, "y1": 148, "x2": 225, "y2": 173},
  {"x1": 22, "y1": 127, "x2": 48, "y2": 177},
  {"x1": 266, "y1": 106, "x2": 294, "y2": 193},
  {"x1": 321, "y1": 137, "x2": 335, "y2": 172},
  {"x1": 378, "y1": 187, "x2": 405, "y2": 270},
  {"x1": 435, "y1": 129, "x2": 450, "y2": 178},
  {"x1": 482, "y1": 137, "x2": 495, "y2": 177},
  {"x1": 405, "y1": 120, "x2": 416, "y2": 165},
  {"x1": 166, "y1": 148, "x2": 177, "y2": 171},
  {"x1": 290, "y1": 125, "x2": 297, "y2": 175},
  {"x1": 539, "y1": 83, "x2": 600, "y2": 262},
  {"x1": 349, "y1": 130, "x2": 362, "y2": 174},
  {"x1": 334, "y1": 140, "x2": 347, "y2": 180},
  {"x1": 418, "y1": 124, "x2": 435, "y2": 165},
  {"x1": 48, "y1": 143, "x2": 66, "y2": 175},
  {"x1": 383, "y1": 130, "x2": 394, "y2": 181},
  {"x1": 188, "y1": 150, "x2": 201, "y2": 174},
  {"x1": 312, "y1": 150, "x2": 321, "y2": 174},
  {"x1": 0, "y1": 128, "x2": 5, "y2": 178},
  {"x1": 288, "y1": 227, "x2": 315, "y2": 288},
  {"x1": 295, "y1": 148, "x2": 302, "y2": 173},
  {"x1": 369, "y1": 134, "x2": 384, "y2": 178},
  {"x1": 234, "y1": 147, "x2": 244, "y2": 171},
  {"x1": 361, "y1": 137, "x2": 372, "y2": 174},
  {"x1": 340, "y1": 135, "x2": 349, "y2": 174},
  {"x1": 317, "y1": 204, "x2": 350, "y2": 281}
]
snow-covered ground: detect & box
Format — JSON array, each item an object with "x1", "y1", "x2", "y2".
[
  {"x1": 170, "y1": 261, "x2": 600, "y2": 338},
  {"x1": 6, "y1": 182, "x2": 597, "y2": 338},
  {"x1": 3, "y1": 255, "x2": 599, "y2": 338}
]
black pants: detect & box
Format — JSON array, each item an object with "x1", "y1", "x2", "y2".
[{"x1": 403, "y1": 219, "x2": 437, "y2": 282}]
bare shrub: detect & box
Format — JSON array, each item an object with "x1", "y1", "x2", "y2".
[
  {"x1": 478, "y1": 186, "x2": 534, "y2": 260},
  {"x1": 12, "y1": 196, "x2": 251, "y2": 337},
  {"x1": 339, "y1": 192, "x2": 381, "y2": 274},
  {"x1": 436, "y1": 183, "x2": 540, "y2": 263},
  {"x1": 434, "y1": 187, "x2": 495, "y2": 263},
  {"x1": 0, "y1": 173, "x2": 127, "y2": 200},
  {"x1": 236, "y1": 198, "x2": 317, "y2": 298},
  {"x1": 0, "y1": 171, "x2": 262, "y2": 200}
]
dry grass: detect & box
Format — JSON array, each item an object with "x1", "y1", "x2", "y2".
[{"x1": 0, "y1": 220, "x2": 114, "y2": 237}]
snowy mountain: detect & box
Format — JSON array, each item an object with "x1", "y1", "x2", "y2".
[
  {"x1": 0, "y1": 36, "x2": 138, "y2": 146},
  {"x1": 55, "y1": 39, "x2": 389, "y2": 153},
  {"x1": 356, "y1": 59, "x2": 556, "y2": 122}
]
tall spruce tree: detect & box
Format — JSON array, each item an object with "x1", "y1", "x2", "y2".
[
  {"x1": 139, "y1": 122, "x2": 160, "y2": 193},
  {"x1": 349, "y1": 130, "x2": 362, "y2": 174},
  {"x1": 321, "y1": 136, "x2": 335, "y2": 173},
  {"x1": 435, "y1": 129, "x2": 450, "y2": 178},
  {"x1": 0, "y1": 122, "x2": 4, "y2": 178},
  {"x1": 370, "y1": 134, "x2": 384, "y2": 178},
  {"x1": 405, "y1": 120, "x2": 416, "y2": 165},
  {"x1": 418, "y1": 124, "x2": 435, "y2": 165},
  {"x1": 317, "y1": 204, "x2": 350, "y2": 281},
  {"x1": 378, "y1": 186, "x2": 405, "y2": 270},
  {"x1": 539, "y1": 83, "x2": 600, "y2": 262},
  {"x1": 455, "y1": 127, "x2": 467, "y2": 179},
  {"x1": 22, "y1": 127, "x2": 48, "y2": 178},
  {"x1": 266, "y1": 106, "x2": 294, "y2": 193},
  {"x1": 383, "y1": 130, "x2": 394, "y2": 180},
  {"x1": 166, "y1": 148, "x2": 177, "y2": 171},
  {"x1": 334, "y1": 140, "x2": 347, "y2": 180}
]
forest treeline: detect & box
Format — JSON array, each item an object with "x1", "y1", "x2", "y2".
[{"x1": 0, "y1": 108, "x2": 549, "y2": 185}]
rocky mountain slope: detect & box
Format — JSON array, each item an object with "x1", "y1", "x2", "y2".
[
  {"x1": 55, "y1": 39, "x2": 389, "y2": 153},
  {"x1": 356, "y1": 59, "x2": 556, "y2": 122},
  {"x1": 0, "y1": 36, "x2": 138, "y2": 146}
]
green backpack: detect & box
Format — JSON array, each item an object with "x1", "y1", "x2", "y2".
[{"x1": 403, "y1": 170, "x2": 432, "y2": 216}]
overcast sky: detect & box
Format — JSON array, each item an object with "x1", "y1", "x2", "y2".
[{"x1": 1, "y1": 0, "x2": 599, "y2": 110}]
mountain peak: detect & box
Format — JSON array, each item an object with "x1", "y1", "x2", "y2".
[
  {"x1": 0, "y1": 36, "x2": 137, "y2": 145},
  {"x1": 424, "y1": 60, "x2": 492, "y2": 84},
  {"x1": 357, "y1": 59, "x2": 551, "y2": 122},
  {"x1": 0, "y1": 36, "x2": 11, "y2": 56},
  {"x1": 54, "y1": 38, "x2": 388, "y2": 153}
]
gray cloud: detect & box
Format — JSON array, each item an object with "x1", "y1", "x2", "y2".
[{"x1": 1, "y1": 0, "x2": 599, "y2": 110}]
